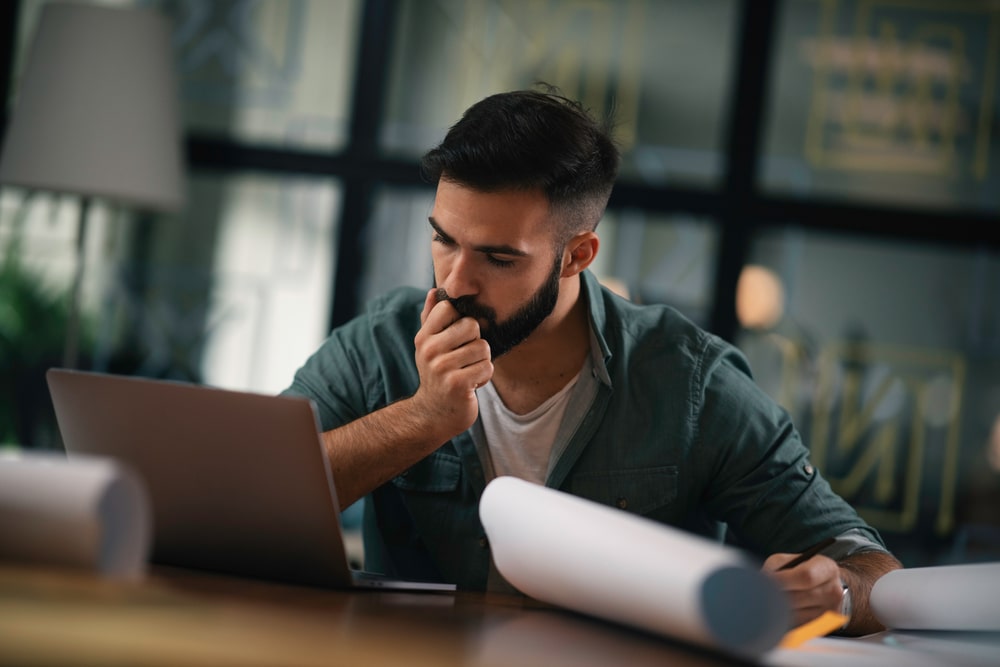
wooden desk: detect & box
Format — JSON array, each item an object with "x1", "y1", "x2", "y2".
[{"x1": 0, "y1": 564, "x2": 746, "y2": 667}]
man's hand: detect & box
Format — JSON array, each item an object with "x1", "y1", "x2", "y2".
[
  {"x1": 411, "y1": 288, "x2": 493, "y2": 441},
  {"x1": 318, "y1": 289, "x2": 494, "y2": 509},
  {"x1": 763, "y1": 548, "x2": 902, "y2": 636},
  {"x1": 764, "y1": 551, "x2": 843, "y2": 630}
]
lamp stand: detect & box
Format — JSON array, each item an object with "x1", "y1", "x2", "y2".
[{"x1": 63, "y1": 196, "x2": 91, "y2": 369}]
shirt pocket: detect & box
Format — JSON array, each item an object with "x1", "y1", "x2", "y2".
[
  {"x1": 565, "y1": 466, "x2": 678, "y2": 516},
  {"x1": 392, "y1": 451, "x2": 462, "y2": 493},
  {"x1": 388, "y1": 451, "x2": 465, "y2": 561}
]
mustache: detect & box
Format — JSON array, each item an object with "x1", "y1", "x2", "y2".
[{"x1": 434, "y1": 288, "x2": 496, "y2": 321}]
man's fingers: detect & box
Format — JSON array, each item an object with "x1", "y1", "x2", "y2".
[
  {"x1": 421, "y1": 295, "x2": 468, "y2": 333},
  {"x1": 764, "y1": 553, "x2": 845, "y2": 628},
  {"x1": 453, "y1": 337, "x2": 492, "y2": 370},
  {"x1": 414, "y1": 290, "x2": 492, "y2": 405},
  {"x1": 762, "y1": 552, "x2": 801, "y2": 573},
  {"x1": 424, "y1": 338, "x2": 491, "y2": 376},
  {"x1": 420, "y1": 288, "x2": 437, "y2": 325},
  {"x1": 421, "y1": 312, "x2": 482, "y2": 357}
]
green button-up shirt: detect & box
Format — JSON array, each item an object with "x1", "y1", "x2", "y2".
[{"x1": 284, "y1": 271, "x2": 885, "y2": 590}]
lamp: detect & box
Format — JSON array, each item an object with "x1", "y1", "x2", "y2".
[{"x1": 0, "y1": 2, "x2": 185, "y2": 368}]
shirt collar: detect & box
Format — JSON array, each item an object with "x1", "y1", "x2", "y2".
[{"x1": 580, "y1": 270, "x2": 613, "y2": 388}]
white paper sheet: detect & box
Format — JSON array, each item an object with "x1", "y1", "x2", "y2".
[
  {"x1": 0, "y1": 450, "x2": 151, "y2": 579},
  {"x1": 765, "y1": 636, "x2": 947, "y2": 667},
  {"x1": 766, "y1": 631, "x2": 1000, "y2": 667},
  {"x1": 870, "y1": 562, "x2": 1000, "y2": 631},
  {"x1": 478, "y1": 476, "x2": 790, "y2": 659}
]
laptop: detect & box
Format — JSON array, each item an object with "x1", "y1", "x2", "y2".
[{"x1": 46, "y1": 368, "x2": 455, "y2": 592}]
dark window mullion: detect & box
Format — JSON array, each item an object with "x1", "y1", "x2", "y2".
[
  {"x1": 186, "y1": 135, "x2": 422, "y2": 185},
  {"x1": 608, "y1": 182, "x2": 724, "y2": 218},
  {"x1": 710, "y1": 0, "x2": 778, "y2": 342},
  {"x1": 330, "y1": 0, "x2": 401, "y2": 330},
  {"x1": 754, "y1": 195, "x2": 1000, "y2": 249}
]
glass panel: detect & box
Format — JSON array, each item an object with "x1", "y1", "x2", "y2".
[
  {"x1": 0, "y1": 174, "x2": 339, "y2": 447},
  {"x1": 736, "y1": 227, "x2": 1000, "y2": 567},
  {"x1": 359, "y1": 187, "x2": 716, "y2": 326},
  {"x1": 12, "y1": 0, "x2": 362, "y2": 150},
  {"x1": 591, "y1": 211, "x2": 718, "y2": 326},
  {"x1": 381, "y1": 0, "x2": 739, "y2": 186},
  {"x1": 0, "y1": 191, "x2": 109, "y2": 449},
  {"x1": 762, "y1": 0, "x2": 1000, "y2": 210},
  {"x1": 193, "y1": 173, "x2": 340, "y2": 392},
  {"x1": 359, "y1": 186, "x2": 435, "y2": 307}
]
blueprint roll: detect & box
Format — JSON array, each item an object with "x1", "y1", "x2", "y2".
[
  {"x1": 0, "y1": 450, "x2": 151, "y2": 579},
  {"x1": 871, "y1": 563, "x2": 1000, "y2": 631},
  {"x1": 479, "y1": 476, "x2": 790, "y2": 659}
]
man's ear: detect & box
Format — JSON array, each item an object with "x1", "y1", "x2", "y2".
[{"x1": 561, "y1": 231, "x2": 599, "y2": 277}]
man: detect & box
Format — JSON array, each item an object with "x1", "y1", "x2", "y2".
[{"x1": 284, "y1": 87, "x2": 901, "y2": 635}]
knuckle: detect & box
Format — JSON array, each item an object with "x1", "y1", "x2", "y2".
[
  {"x1": 452, "y1": 317, "x2": 476, "y2": 337},
  {"x1": 427, "y1": 356, "x2": 447, "y2": 376}
]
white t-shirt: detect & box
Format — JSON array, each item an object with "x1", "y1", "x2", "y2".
[{"x1": 476, "y1": 366, "x2": 585, "y2": 484}]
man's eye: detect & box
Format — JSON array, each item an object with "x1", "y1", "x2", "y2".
[
  {"x1": 432, "y1": 233, "x2": 451, "y2": 245},
  {"x1": 486, "y1": 255, "x2": 515, "y2": 268}
]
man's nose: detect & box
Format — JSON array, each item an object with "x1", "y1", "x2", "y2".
[{"x1": 440, "y1": 252, "x2": 478, "y2": 299}]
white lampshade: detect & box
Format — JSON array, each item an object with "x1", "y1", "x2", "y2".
[{"x1": 0, "y1": 2, "x2": 185, "y2": 211}]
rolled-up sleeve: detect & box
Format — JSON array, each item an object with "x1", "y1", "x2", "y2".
[{"x1": 692, "y1": 339, "x2": 887, "y2": 557}]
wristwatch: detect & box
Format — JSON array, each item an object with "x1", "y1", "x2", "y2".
[{"x1": 839, "y1": 581, "x2": 853, "y2": 628}]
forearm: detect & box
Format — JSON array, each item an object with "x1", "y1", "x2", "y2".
[
  {"x1": 321, "y1": 397, "x2": 454, "y2": 510},
  {"x1": 837, "y1": 550, "x2": 903, "y2": 636},
  {"x1": 314, "y1": 288, "x2": 491, "y2": 510}
]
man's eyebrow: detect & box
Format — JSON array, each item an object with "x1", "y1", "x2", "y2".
[
  {"x1": 428, "y1": 218, "x2": 454, "y2": 243},
  {"x1": 428, "y1": 217, "x2": 528, "y2": 257}
]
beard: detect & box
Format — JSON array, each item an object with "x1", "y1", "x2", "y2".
[{"x1": 437, "y1": 255, "x2": 563, "y2": 360}]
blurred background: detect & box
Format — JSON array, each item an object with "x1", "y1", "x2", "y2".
[{"x1": 0, "y1": 0, "x2": 997, "y2": 571}]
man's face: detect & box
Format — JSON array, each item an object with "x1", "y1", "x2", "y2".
[
  {"x1": 438, "y1": 254, "x2": 562, "y2": 359},
  {"x1": 429, "y1": 180, "x2": 565, "y2": 359}
]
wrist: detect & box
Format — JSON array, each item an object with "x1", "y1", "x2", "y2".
[
  {"x1": 839, "y1": 579, "x2": 853, "y2": 629},
  {"x1": 397, "y1": 393, "x2": 465, "y2": 448}
]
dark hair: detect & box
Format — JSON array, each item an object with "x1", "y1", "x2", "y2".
[{"x1": 421, "y1": 87, "x2": 620, "y2": 240}]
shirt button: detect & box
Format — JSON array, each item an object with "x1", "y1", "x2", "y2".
[
  {"x1": 803, "y1": 464, "x2": 814, "y2": 475},
  {"x1": 616, "y1": 497, "x2": 628, "y2": 510},
  {"x1": 479, "y1": 537, "x2": 489, "y2": 549}
]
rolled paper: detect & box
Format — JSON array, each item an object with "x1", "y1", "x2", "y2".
[
  {"x1": 0, "y1": 450, "x2": 151, "y2": 579},
  {"x1": 479, "y1": 476, "x2": 790, "y2": 658},
  {"x1": 871, "y1": 562, "x2": 1000, "y2": 631}
]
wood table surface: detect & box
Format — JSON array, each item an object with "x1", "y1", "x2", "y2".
[{"x1": 0, "y1": 563, "x2": 749, "y2": 667}]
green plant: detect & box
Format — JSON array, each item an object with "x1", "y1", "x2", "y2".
[{"x1": 0, "y1": 198, "x2": 84, "y2": 447}]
